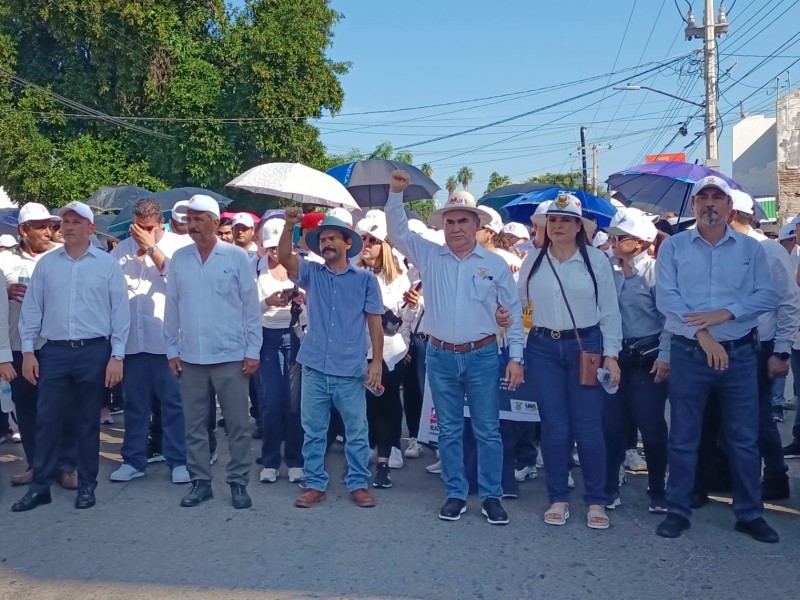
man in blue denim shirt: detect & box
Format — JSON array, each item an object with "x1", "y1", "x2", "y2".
[
  {"x1": 279, "y1": 208, "x2": 384, "y2": 510},
  {"x1": 655, "y1": 176, "x2": 780, "y2": 543}
]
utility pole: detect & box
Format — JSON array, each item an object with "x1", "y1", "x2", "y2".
[
  {"x1": 592, "y1": 145, "x2": 599, "y2": 196},
  {"x1": 685, "y1": 0, "x2": 728, "y2": 170},
  {"x1": 580, "y1": 126, "x2": 588, "y2": 192}
]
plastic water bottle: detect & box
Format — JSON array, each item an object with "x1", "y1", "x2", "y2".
[
  {"x1": 17, "y1": 267, "x2": 30, "y2": 285},
  {"x1": 0, "y1": 380, "x2": 13, "y2": 413},
  {"x1": 597, "y1": 368, "x2": 619, "y2": 395},
  {"x1": 363, "y1": 381, "x2": 385, "y2": 397}
]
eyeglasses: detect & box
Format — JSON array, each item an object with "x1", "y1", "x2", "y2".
[
  {"x1": 361, "y1": 235, "x2": 381, "y2": 246},
  {"x1": 610, "y1": 234, "x2": 634, "y2": 242}
]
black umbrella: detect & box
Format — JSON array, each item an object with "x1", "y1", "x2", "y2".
[
  {"x1": 326, "y1": 159, "x2": 440, "y2": 209},
  {"x1": 85, "y1": 185, "x2": 153, "y2": 212},
  {"x1": 477, "y1": 183, "x2": 556, "y2": 210}
]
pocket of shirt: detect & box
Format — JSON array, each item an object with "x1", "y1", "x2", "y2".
[
  {"x1": 471, "y1": 276, "x2": 494, "y2": 302},
  {"x1": 215, "y1": 268, "x2": 237, "y2": 297}
]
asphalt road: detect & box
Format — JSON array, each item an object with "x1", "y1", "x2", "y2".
[{"x1": 0, "y1": 410, "x2": 798, "y2": 600}]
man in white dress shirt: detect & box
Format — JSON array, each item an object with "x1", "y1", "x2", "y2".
[
  {"x1": 386, "y1": 171, "x2": 524, "y2": 525},
  {"x1": 12, "y1": 201, "x2": 130, "y2": 512},
  {"x1": 165, "y1": 195, "x2": 262, "y2": 509},
  {"x1": 110, "y1": 199, "x2": 193, "y2": 485}
]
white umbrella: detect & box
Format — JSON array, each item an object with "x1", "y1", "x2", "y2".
[{"x1": 226, "y1": 163, "x2": 360, "y2": 211}]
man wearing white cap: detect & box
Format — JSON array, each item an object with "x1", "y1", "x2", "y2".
[
  {"x1": 604, "y1": 208, "x2": 670, "y2": 513},
  {"x1": 232, "y1": 212, "x2": 258, "y2": 253},
  {"x1": 13, "y1": 201, "x2": 130, "y2": 512},
  {"x1": 170, "y1": 201, "x2": 189, "y2": 235},
  {"x1": 386, "y1": 172, "x2": 524, "y2": 525},
  {"x1": 655, "y1": 176, "x2": 780, "y2": 542},
  {"x1": 109, "y1": 199, "x2": 192, "y2": 485},
  {"x1": 0, "y1": 235, "x2": 17, "y2": 251},
  {"x1": 0, "y1": 203, "x2": 78, "y2": 488},
  {"x1": 476, "y1": 205, "x2": 522, "y2": 273},
  {"x1": 725, "y1": 190, "x2": 798, "y2": 501},
  {"x1": 165, "y1": 194, "x2": 262, "y2": 509}
]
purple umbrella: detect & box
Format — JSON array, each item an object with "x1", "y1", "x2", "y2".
[{"x1": 606, "y1": 161, "x2": 765, "y2": 220}]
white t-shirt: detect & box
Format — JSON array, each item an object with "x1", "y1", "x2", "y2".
[{"x1": 256, "y1": 256, "x2": 307, "y2": 329}]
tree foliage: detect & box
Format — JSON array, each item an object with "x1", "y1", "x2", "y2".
[
  {"x1": 525, "y1": 171, "x2": 583, "y2": 189},
  {"x1": 0, "y1": 0, "x2": 348, "y2": 206},
  {"x1": 456, "y1": 166, "x2": 474, "y2": 191},
  {"x1": 485, "y1": 171, "x2": 511, "y2": 195}
]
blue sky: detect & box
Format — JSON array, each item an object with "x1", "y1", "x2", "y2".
[{"x1": 236, "y1": 1, "x2": 800, "y2": 196}]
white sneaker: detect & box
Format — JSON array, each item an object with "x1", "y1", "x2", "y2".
[
  {"x1": 514, "y1": 465, "x2": 538, "y2": 482},
  {"x1": 426, "y1": 460, "x2": 442, "y2": 474},
  {"x1": 389, "y1": 446, "x2": 404, "y2": 469},
  {"x1": 210, "y1": 451, "x2": 218, "y2": 465},
  {"x1": 287, "y1": 467, "x2": 305, "y2": 483},
  {"x1": 572, "y1": 449, "x2": 580, "y2": 467},
  {"x1": 171, "y1": 465, "x2": 190, "y2": 484},
  {"x1": 11, "y1": 431, "x2": 21, "y2": 443},
  {"x1": 110, "y1": 464, "x2": 145, "y2": 482},
  {"x1": 606, "y1": 494, "x2": 622, "y2": 510},
  {"x1": 404, "y1": 437, "x2": 422, "y2": 458},
  {"x1": 567, "y1": 472, "x2": 575, "y2": 489},
  {"x1": 259, "y1": 467, "x2": 278, "y2": 483},
  {"x1": 624, "y1": 449, "x2": 648, "y2": 472}
]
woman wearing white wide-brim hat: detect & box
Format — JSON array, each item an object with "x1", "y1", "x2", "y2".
[{"x1": 518, "y1": 193, "x2": 623, "y2": 530}]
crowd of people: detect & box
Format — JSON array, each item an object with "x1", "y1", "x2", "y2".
[{"x1": 0, "y1": 169, "x2": 797, "y2": 544}]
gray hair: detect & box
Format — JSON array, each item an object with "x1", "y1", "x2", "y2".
[{"x1": 132, "y1": 199, "x2": 163, "y2": 221}]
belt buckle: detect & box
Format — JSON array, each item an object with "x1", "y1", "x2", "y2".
[
  {"x1": 550, "y1": 330, "x2": 561, "y2": 340},
  {"x1": 69, "y1": 340, "x2": 83, "y2": 348}
]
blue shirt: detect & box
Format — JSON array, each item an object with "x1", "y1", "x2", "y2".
[
  {"x1": 656, "y1": 227, "x2": 778, "y2": 341},
  {"x1": 19, "y1": 244, "x2": 130, "y2": 355},
  {"x1": 294, "y1": 258, "x2": 383, "y2": 377},
  {"x1": 165, "y1": 240, "x2": 262, "y2": 364}
]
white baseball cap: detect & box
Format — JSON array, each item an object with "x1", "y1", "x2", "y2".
[
  {"x1": 606, "y1": 207, "x2": 658, "y2": 243},
  {"x1": 407, "y1": 219, "x2": 428, "y2": 235},
  {"x1": 19, "y1": 202, "x2": 60, "y2": 225},
  {"x1": 779, "y1": 223, "x2": 795, "y2": 241},
  {"x1": 0, "y1": 234, "x2": 17, "y2": 248},
  {"x1": 57, "y1": 201, "x2": 94, "y2": 224},
  {"x1": 592, "y1": 231, "x2": 609, "y2": 248},
  {"x1": 328, "y1": 207, "x2": 353, "y2": 227},
  {"x1": 428, "y1": 191, "x2": 491, "y2": 229},
  {"x1": 171, "y1": 201, "x2": 189, "y2": 224},
  {"x1": 355, "y1": 217, "x2": 388, "y2": 243},
  {"x1": 260, "y1": 218, "x2": 285, "y2": 249},
  {"x1": 530, "y1": 200, "x2": 553, "y2": 223},
  {"x1": 477, "y1": 205, "x2": 504, "y2": 235},
  {"x1": 691, "y1": 175, "x2": 732, "y2": 198},
  {"x1": 501, "y1": 222, "x2": 530, "y2": 241},
  {"x1": 175, "y1": 194, "x2": 220, "y2": 219},
  {"x1": 730, "y1": 189, "x2": 755, "y2": 215},
  {"x1": 232, "y1": 212, "x2": 256, "y2": 229},
  {"x1": 531, "y1": 193, "x2": 596, "y2": 236}
]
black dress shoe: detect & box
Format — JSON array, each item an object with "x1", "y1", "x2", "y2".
[
  {"x1": 75, "y1": 485, "x2": 96, "y2": 509},
  {"x1": 11, "y1": 490, "x2": 52, "y2": 512},
  {"x1": 180, "y1": 480, "x2": 213, "y2": 507},
  {"x1": 481, "y1": 498, "x2": 509, "y2": 525},
  {"x1": 230, "y1": 484, "x2": 252, "y2": 509},
  {"x1": 690, "y1": 490, "x2": 709, "y2": 509},
  {"x1": 761, "y1": 477, "x2": 790, "y2": 502},
  {"x1": 438, "y1": 498, "x2": 467, "y2": 521},
  {"x1": 656, "y1": 513, "x2": 691, "y2": 538},
  {"x1": 735, "y1": 517, "x2": 780, "y2": 543}
]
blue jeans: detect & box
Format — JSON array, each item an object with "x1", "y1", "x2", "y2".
[
  {"x1": 667, "y1": 339, "x2": 763, "y2": 521},
  {"x1": 771, "y1": 377, "x2": 786, "y2": 408},
  {"x1": 122, "y1": 353, "x2": 186, "y2": 471},
  {"x1": 259, "y1": 327, "x2": 303, "y2": 469},
  {"x1": 425, "y1": 341, "x2": 502, "y2": 501},
  {"x1": 300, "y1": 365, "x2": 370, "y2": 492},
  {"x1": 604, "y1": 356, "x2": 668, "y2": 498},
  {"x1": 525, "y1": 327, "x2": 607, "y2": 506}
]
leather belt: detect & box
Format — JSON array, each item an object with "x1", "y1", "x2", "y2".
[
  {"x1": 532, "y1": 325, "x2": 599, "y2": 340},
  {"x1": 429, "y1": 334, "x2": 496, "y2": 354},
  {"x1": 48, "y1": 336, "x2": 109, "y2": 348},
  {"x1": 672, "y1": 329, "x2": 758, "y2": 352}
]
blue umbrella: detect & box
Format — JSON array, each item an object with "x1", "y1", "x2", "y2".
[
  {"x1": 504, "y1": 189, "x2": 618, "y2": 228},
  {"x1": 477, "y1": 182, "x2": 557, "y2": 211},
  {"x1": 326, "y1": 159, "x2": 440, "y2": 209}
]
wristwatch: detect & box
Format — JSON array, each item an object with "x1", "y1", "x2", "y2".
[
  {"x1": 112, "y1": 355, "x2": 124, "y2": 362},
  {"x1": 510, "y1": 357, "x2": 524, "y2": 366},
  {"x1": 146, "y1": 246, "x2": 156, "y2": 257},
  {"x1": 773, "y1": 352, "x2": 790, "y2": 361}
]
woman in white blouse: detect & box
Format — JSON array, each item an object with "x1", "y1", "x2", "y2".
[
  {"x1": 517, "y1": 194, "x2": 622, "y2": 530},
  {"x1": 356, "y1": 215, "x2": 410, "y2": 490},
  {"x1": 255, "y1": 218, "x2": 307, "y2": 485}
]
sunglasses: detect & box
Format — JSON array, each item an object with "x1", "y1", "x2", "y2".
[
  {"x1": 361, "y1": 235, "x2": 381, "y2": 246},
  {"x1": 609, "y1": 234, "x2": 634, "y2": 242}
]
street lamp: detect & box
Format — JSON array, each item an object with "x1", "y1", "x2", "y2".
[{"x1": 613, "y1": 85, "x2": 705, "y2": 108}]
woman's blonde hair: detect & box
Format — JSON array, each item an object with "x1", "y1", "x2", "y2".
[{"x1": 358, "y1": 239, "x2": 401, "y2": 283}]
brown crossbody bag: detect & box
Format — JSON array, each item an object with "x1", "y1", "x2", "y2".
[{"x1": 545, "y1": 254, "x2": 601, "y2": 386}]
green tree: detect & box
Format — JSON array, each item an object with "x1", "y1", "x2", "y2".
[
  {"x1": 526, "y1": 171, "x2": 583, "y2": 189},
  {"x1": 485, "y1": 171, "x2": 511, "y2": 195},
  {"x1": 456, "y1": 166, "x2": 474, "y2": 190},
  {"x1": 407, "y1": 199, "x2": 435, "y2": 222},
  {"x1": 420, "y1": 163, "x2": 433, "y2": 177},
  {"x1": 446, "y1": 176, "x2": 457, "y2": 195}
]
